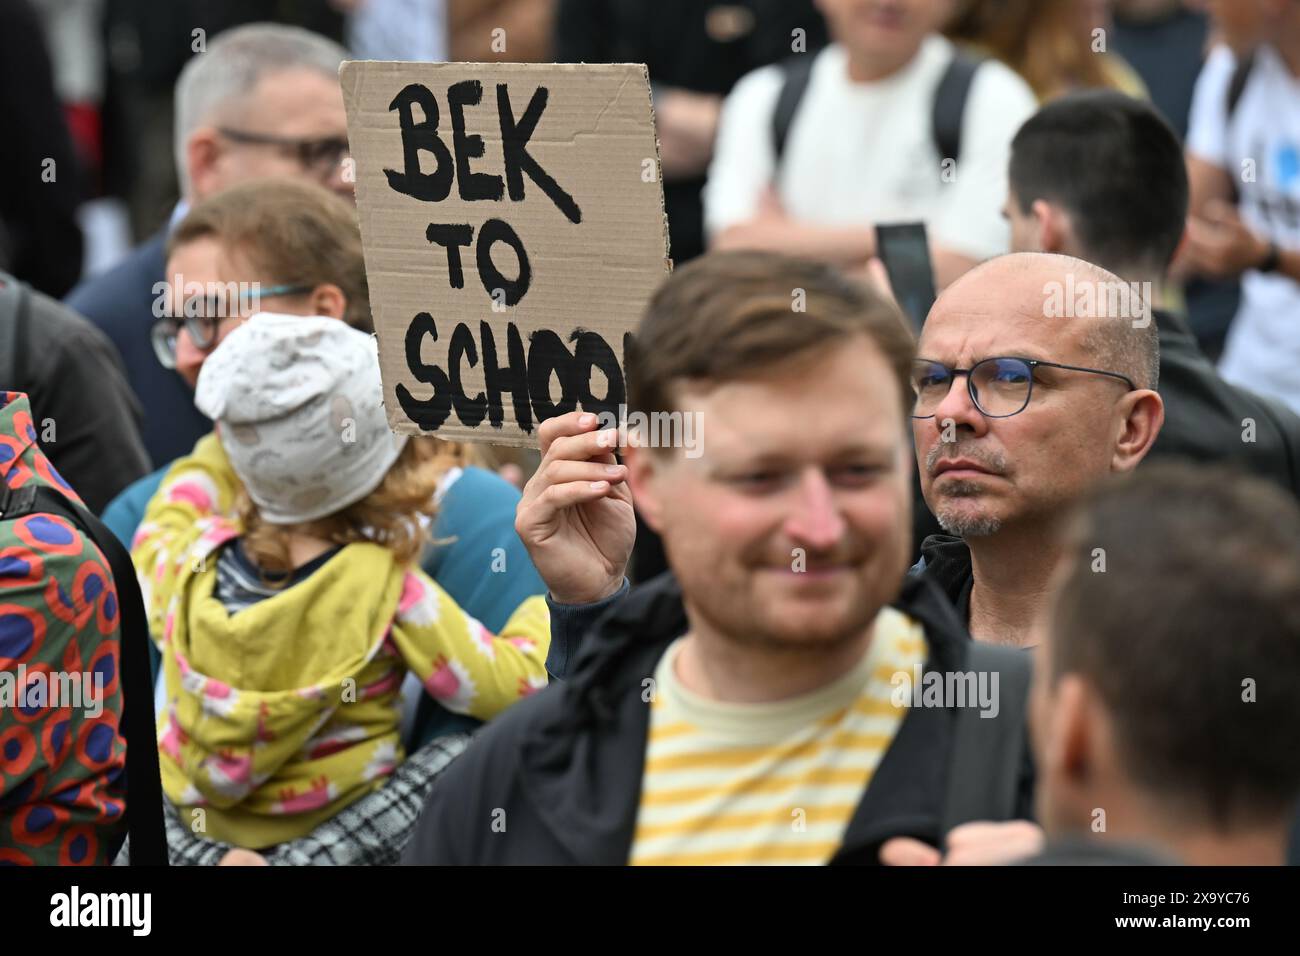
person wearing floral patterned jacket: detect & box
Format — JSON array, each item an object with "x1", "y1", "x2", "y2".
[{"x1": 0, "y1": 390, "x2": 127, "y2": 865}]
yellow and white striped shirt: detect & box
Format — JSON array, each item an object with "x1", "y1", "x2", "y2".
[{"x1": 630, "y1": 607, "x2": 926, "y2": 866}]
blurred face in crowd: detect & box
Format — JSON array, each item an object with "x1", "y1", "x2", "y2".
[
  {"x1": 163, "y1": 237, "x2": 343, "y2": 388},
  {"x1": 1002, "y1": 192, "x2": 1045, "y2": 256},
  {"x1": 912, "y1": 256, "x2": 1156, "y2": 538},
  {"x1": 187, "y1": 67, "x2": 352, "y2": 203},
  {"x1": 628, "y1": 336, "x2": 914, "y2": 651},
  {"x1": 1202, "y1": 0, "x2": 1270, "y2": 55},
  {"x1": 814, "y1": 0, "x2": 940, "y2": 68}
]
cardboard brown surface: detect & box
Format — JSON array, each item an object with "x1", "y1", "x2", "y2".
[{"x1": 340, "y1": 60, "x2": 671, "y2": 446}]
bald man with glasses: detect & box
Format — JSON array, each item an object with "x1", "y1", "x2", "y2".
[{"x1": 910, "y1": 252, "x2": 1165, "y2": 648}]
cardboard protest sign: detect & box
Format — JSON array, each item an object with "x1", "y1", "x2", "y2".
[{"x1": 340, "y1": 61, "x2": 671, "y2": 446}]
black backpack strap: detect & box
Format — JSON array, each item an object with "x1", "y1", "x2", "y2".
[
  {"x1": 1226, "y1": 51, "x2": 1255, "y2": 122},
  {"x1": 932, "y1": 51, "x2": 984, "y2": 166},
  {"x1": 771, "y1": 54, "x2": 816, "y2": 167},
  {"x1": 940, "y1": 640, "x2": 1031, "y2": 835},
  {"x1": 1224, "y1": 52, "x2": 1255, "y2": 206},
  {"x1": 0, "y1": 482, "x2": 168, "y2": 865},
  {"x1": 0, "y1": 272, "x2": 31, "y2": 391}
]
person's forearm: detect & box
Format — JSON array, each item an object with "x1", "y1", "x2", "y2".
[
  {"x1": 1186, "y1": 155, "x2": 1234, "y2": 219},
  {"x1": 712, "y1": 220, "x2": 875, "y2": 269},
  {"x1": 931, "y1": 245, "x2": 981, "y2": 290}
]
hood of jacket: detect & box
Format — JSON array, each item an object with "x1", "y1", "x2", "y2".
[{"x1": 158, "y1": 521, "x2": 404, "y2": 809}]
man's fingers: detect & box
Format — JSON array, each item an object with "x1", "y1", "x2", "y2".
[
  {"x1": 538, "y1": 428, "x2": 622, "y2": 474},
  {"x1": 942, "y1": 820, "x2": 1045, "y2": 865},
  {"x1": 520, "y1": 479, "x2": 622, "y2": 537},
  {"x1": 539, "y1": 459, "x2": 627, "y2": 489},
  {"x1": 538, "y1": 410, "x2": 603, "y2": 457},
  {"x1": 879, "y1": 836, "x2": 942, "y2": 866}
]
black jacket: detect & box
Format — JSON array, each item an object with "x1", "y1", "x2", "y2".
[
  {"x1": 404, "y1": 571, "x2": 1031, "y2": 865},
  {"x1": 1151, "y1": 309, "x2": 1300, "y2": 495},
  {"x1": 916, "y1": 534, "x2": 974, "y2": 623},
  {"x1": 0, "y1": 273, "x2": 151, "y2": 513}
]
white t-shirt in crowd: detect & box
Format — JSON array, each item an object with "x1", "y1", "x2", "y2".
[
  {"x1": 1187, "y1": 43, "x2": 1300, "y2": 414},
  {"x1": 703, "y1": 36, "x2": 1038, "y2": 262}
]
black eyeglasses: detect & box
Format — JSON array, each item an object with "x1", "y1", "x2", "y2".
[
  {"x1": 911, "y1": 357, "x2": 1136, "y2": 419},
  {"x1": 216, "y1": 127, "x2": 350, "y2": 177},
  {"x1": 150, "y1": 283, "x2": 315, "y2": 369}
]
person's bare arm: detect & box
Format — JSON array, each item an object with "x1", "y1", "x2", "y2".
[
  {"x1": 656, "y1": 89, "x2": 722, "y2": 181},
  {"x1": 713, "y1": 187, "x2": 975, "y2": 285},
  {"x1": 931, "y1": 246, "x2": 980, "y2": 290},
  {"x1": 711, "y1": 219, "x2": 877, "y2": 268},
  {"x1": 1187, "y1": 154, "x2": 1235, "y2": 219}
]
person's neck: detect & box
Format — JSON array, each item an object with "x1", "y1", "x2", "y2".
[
  {"x1": 1096, "y1": 790, "x2": 1289, "y2": 865},
  {"x1": 844, "y1": 40, "x2": 925, "y2": 84},
  {"x1": 674, "y1": 613, "x2": 876, "y2": 704},
  {"x1": 1267, "y1": 31, "x2": 1300, "y2": 78},
  {"x1": 1060, "y1": 246, "x2": 1165, "y2": 300},
  {"x1": 282, "y1": 530, "x2": 336, "y2": 569},
  {"x1": 965, "y1": 520, "x2": 1062, "y2": 647},
  {"x1": 1057, "y1": 244, "x2": 1167, "y2": 320}
]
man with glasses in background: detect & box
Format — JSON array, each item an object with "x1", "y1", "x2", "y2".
[
  {"x1": 908, "y1": 251, "x2": 1164, "y2": 650},
  {"x1": 66, "y1": 23, "x2": 352, "y2": 473}
]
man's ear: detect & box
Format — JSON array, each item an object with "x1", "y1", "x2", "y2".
[
  {"x1": 1053, "y1": 673, "x2": 1093, "y2": 785},
  {"x1": 1032, "y1": 199, "x2": 1071, "y2": 255},
  {"x1": 309, "y1": 283, "x2": 347, "y2": 320},
  {"x1": 624, "y1": 440, "x2": 666, "y2": 533},
  {"x1": 186, "y1": 128, "x2": 225, "y2": 203},
  {"x1": 1111, "y1": 389, "x2": 1164, "y2": 473}
]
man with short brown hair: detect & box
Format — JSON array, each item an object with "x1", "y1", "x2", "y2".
[{"x1": 404, "y1": 251, "x2": 1034, "y2": 865}]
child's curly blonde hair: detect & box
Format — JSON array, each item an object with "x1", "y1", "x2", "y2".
[{"x1": 237, "y1": 437, "x2": 479, "y2": 581}]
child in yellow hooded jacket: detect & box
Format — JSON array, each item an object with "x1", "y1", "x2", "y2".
[{"x1": 132, "y1": 314, "x2": 549, "y2": 850}]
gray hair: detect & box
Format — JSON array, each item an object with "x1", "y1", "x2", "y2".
[{"x1": 173, "y1": 23, "x2": 346, "y2": 196}]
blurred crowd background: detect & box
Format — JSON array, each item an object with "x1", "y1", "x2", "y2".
[{"x1": 0, "y1": 0, "x2": 1253, "y2": 356}]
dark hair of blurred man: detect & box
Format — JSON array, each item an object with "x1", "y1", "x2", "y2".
[{"x1": 1026, "y1": 462, "x2": 1300, "y2": 865}]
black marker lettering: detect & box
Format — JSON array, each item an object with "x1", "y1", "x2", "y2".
[
  {"x1": 481, "y1": 320, "x2": 533, "y2": 433},
  {"x1": 572, "y1": 330, "x2": 625, "y2": 421},
  {"x1": 385, "y1": 84, "x2": 454, "y2": 202},
  {"x1": 448, "y1": 321, "x2": 487, "y2": 427},
  {"x1": 526, "y1": 329, "x2": 578, "y2": 421},
  {"x1": 497, "y1": 83, "x2": 582, "y2": 224},
  {"x1": 447, "y1": 80, "x2": 505, "y2": 202},
  {"x1": 476, "y1": 218, "x2": 530, "y2": 305},
  {"x1": 396, "y1": 312, "x2": 453, "y2": 430},
  {"x1": 425, "y1": 223, "x2": 474, "y2": 288}
]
